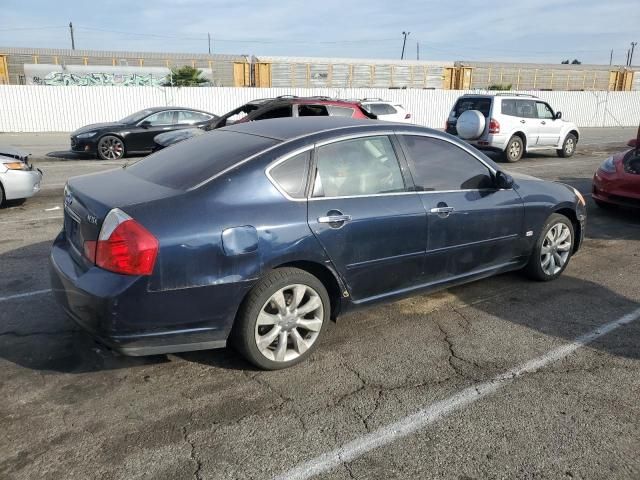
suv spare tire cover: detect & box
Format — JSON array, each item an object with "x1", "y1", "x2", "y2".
[{"x1": 456, "y1": 110, "x2": 486, "y2": 140}]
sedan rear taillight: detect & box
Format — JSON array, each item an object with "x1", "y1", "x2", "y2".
[
  {"x1": 488, "y1": 118, "x2": 500, "y2": 134},
  {"x1": 84, "y1": 208, "x2": 158, "y2": 276}
]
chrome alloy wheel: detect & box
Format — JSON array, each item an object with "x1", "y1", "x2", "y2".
[
  {"x1": 98, "y1": 136, "x2": 124, "y2": 160},
  {"x1": 564, "y1": 137, "x2": 575, "y2": 155},
  {"x1": 254, "y1": 284, "x2": 324, "y2": 363},
  {"x1": 540, "y1": 223, "x2": 572, "y2": 276},
  {"x1": 509, "y1": 141, "x2": 522, "y2": 160}
]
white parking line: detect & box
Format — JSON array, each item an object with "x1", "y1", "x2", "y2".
[
  {"x1": 0, "y1": 289, "x2": 51, "y2": 302},
  {"x1": 275, "y1": 306, "x2": 640, "y2": 480}
]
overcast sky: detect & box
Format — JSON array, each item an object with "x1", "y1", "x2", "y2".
[{"x1": 1, "y1": 0, "x2": 638, "y2": 65}]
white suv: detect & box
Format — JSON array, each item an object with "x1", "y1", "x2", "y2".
[
  {"x1": 446, "y1": 94, "x2": 580, "y2": 162},
  {"x1": 359, "y1": 99, "x2": 412, "y2": 123}
]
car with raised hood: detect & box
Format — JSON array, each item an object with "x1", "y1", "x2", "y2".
[
  {"x1": 446, "y1": 93, "x2": 580, "y2": 162},
  {"x1": 152, "y1": 96, "x2": 375, "y2": 150},
  {"x1": 592, "y1": 129, "x2": 640, "y2": 209},
  {"x1": 50, "y1": 117, "x2": 586, "y2": 370},
  {"x1": 70, "y1": 107, "x2": 219, "y2": 160},
  {"x1": 0, "y1": 146, "x2": 42, "y2": 207}
]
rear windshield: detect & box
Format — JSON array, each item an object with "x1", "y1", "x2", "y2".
[
  {"x1": 126, "y1": 130, "x2": 279, "y2": 190},
  {"x1": 453, "y1": 97, "x2": 491, "y2": 117}
]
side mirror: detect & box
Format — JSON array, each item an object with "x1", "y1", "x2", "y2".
[
  {"x1": 495, "y1": 171, "x2": 514, "y2": 189},
  {"x1": 555, "y1": 111, "x2": 562, "y2": 120},
  {"x1": 139, "y1": 120, "x2": 151, "y2": 129},
  {"x1": 627, "y1": 139, "x2": 637, "y2": 148}
]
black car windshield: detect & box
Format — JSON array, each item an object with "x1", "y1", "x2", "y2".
[
  {"x1": 120, "y1": 109, "x2": 156, "y2": 124},
  {"x1": 125, "y1": 130, "x2": 279, "y2": 190}
]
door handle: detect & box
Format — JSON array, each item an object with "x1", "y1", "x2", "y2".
[
  {"x1": 318, "y1": 214, "x2": 352, "y2": 224},
  {"x1": 520, "y1": 120, "x2": 526, "y2": 124},
  {"x1": 541, "y1": 121, "x2": 546, "y2": 125},
  {"x1": 430, "y1": 206, "x2": 455, "y2": 218}
]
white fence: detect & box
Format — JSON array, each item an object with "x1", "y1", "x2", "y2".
[{"x1": 1, "y1": 85, "x2": 639, "y2": 132}]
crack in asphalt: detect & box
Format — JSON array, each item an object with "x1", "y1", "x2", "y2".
[
  {"x1": 182, "y1": 424, "x2": 203, "y2": 480},
  {"x1": 433, "y1": 317, "x2": 480, "y2": 379}
]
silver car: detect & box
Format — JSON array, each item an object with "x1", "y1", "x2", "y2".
[{"x1": 0, "y1": 146, "x2": 43, "y2": 206}]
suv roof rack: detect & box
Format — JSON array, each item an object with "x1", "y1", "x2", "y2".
[
  {"x1": 493, "y1": 93, "x2": 539, "y2": 98},
  {"x1": 360, "y1": 97, "x2": 385, "y2": 102},
  {"x1": 275, "y1": 95, "x2": 299, "y2": 99}
]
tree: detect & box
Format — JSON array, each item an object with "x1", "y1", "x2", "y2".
[
  {"x1": 561, "y1": 59, "x2": 582, "y2": 65},
  {"x1": 561, "y1": 60, "x2": 569, "y2": 64},
  {"x1": 488, "y1": 83, "x2": 512, "y2": 91},
  {"x1": 162, "y1": 66, "x2": 208, "y2": 87}
]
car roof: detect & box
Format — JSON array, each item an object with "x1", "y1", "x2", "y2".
[
  {"x1": 222, "y1": 116, "x2": 428, "y2": 141},
  {"x1": 142, "y1": 106, "x2": 215, "y2": 114},
  {"x1": 247, "y1": 97, "x2": 362, "y2": 108}
]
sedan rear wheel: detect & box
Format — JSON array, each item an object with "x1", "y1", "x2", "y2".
[
  {"x1": 233, "y1": 268, "x2": 330, "y2": 370},
  {"x1": 97, "y1": 135, "x2": 125, "y2": 160},
  {"x1": 524, "y1": 213, "x2": 574, "y2": 281}
]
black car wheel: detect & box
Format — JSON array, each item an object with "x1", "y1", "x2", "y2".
[
  {"x1": 0, "y1": 181, "x2": 5, "y2": 207},
  {"x1": 524, "y1": 213, "x2": 574, "y2": 281},
  {"x1": 504, "y1": 135, "x2": 524, "y2": 162},
  {"x1": 233, "y1": 268, "x2": 330, "y2": 370},
  {"x1": 97, "y1": 135, "x2": 125, "y2": 160},
  {"x1": 557, "y1": 134, "x2": 577, "y2": 158}
]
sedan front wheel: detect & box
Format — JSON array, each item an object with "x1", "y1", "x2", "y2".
[
  {"x1": 97, "y1": 135, "x2": 125, "y2": 160},
  {"x1": 233, "y1": 268, "x2": 330, "y2": 370},
  {"x1": 524, "y1": 213, "x2": 574, "y2": 281}
]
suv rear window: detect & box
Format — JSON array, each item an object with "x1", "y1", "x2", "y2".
[
  {"x1": 126, "y1": 131, "x2": 279, "y2": 190},
  {"x1": 453, "y1": 97, "x2": 491, "y2": 117}
]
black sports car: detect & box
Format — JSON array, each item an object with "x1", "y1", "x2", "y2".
[{"x1": 70, "y1": 107, "x2": 218, "y2": 160}]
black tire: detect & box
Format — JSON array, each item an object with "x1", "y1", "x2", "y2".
[
  {"x1": 557, "y1": 133, "x2": 577, "y2": 158},
  {"x1": 524, "y1": 213, "x2": 575, "y2": 281},
  {"x1": 232, "y1": 267, "x2": 330, "y2": 370},
  {"x1": 97, "y1": 135, "x2": 126, "y2": 160},
  {"x1": 0, "y1": 181, "x2": 5, "y2": 207},
  {"x1": 504, "y1": 135, "x2": 524, "y2": 163}
]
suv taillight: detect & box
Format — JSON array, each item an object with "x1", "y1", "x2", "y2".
[
  {"x1": 488, "y1": 118, "x2": 500, "y2": 134},
  {"x1": 84, "y1": 208, "x2": 158, "y2": 276}
]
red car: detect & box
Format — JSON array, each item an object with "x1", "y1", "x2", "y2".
[{"x1": 592, "y1": 136, "x2": 640, "y2": 209}]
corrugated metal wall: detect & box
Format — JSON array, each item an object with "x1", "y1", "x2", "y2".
[{"x1": 1, "y1": 85, "x2": 639, "y2": 132}]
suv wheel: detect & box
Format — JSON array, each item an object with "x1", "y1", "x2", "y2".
[
  {"x1": 557, "y1": 134, "x2": 577, "y2": 158},
  {"x1": 504, "y1": 136, "x2": 524, "y2": 162}
]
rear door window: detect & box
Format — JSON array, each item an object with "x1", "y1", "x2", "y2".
[
  {"x1": 327, "y1": 106, "x2": 355, "y2": 117},
  {"x1": 453, "y1": 97, "x2": 491, "y2": 117},
  {"x1": 126, "y1": 131, "x2": 279, "y2": 190},
  {"x1": 515, "y1": 100, "x2": 537, "y2": 118},
  {"x1": 254, "y1": 105, "x2": 292, "y2": 120},
  {"x1": 177, "y1": 111, "x2": 212, "y2": 124},
  {"x1": 312, "y1": 136, "x2": 406, "y2": 198},
  {"x1": 298, "y1": 104, "x2": 329, "y2": 117}
]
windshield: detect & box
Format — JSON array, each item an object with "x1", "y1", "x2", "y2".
[
  {"x1": 126, "y1": 130, "x2": 279, "y2": 189},
  {"x1": 119, "y1": 109, "x2": 156, "y2": 124}
]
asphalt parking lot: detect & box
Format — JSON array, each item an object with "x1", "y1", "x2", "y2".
[{"x1": 1, "y1": 129, "x2": 639, "y2": 480}]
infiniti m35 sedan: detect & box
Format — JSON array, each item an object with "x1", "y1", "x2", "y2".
[{"x1": 51, "y1": 117, "x2": 586, "y2": 370}]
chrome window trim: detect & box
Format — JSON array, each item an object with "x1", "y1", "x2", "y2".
[
  {"x1": 309, "y1": 191, "x2": 418, "y2": 202},
  {"x1": 264, "y1": 146, "x2": 314, "y2": 202},
  {"x1": 189, "y1": 124, "x2": 375, "y2": 191}
]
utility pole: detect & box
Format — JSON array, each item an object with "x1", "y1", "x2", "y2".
[
  {"x1": 609, "y1": 49, "x2": 613, "y2": 66},
  {"x1": 630, "y1": 42, "x2": 637, "y2": 66},
  {"x1": 401, "y1": 31, "x2": 410, "y2": 60},
  {"x1": 208, "y1": 32, "x2": 211, "y2": 55},
  {"x1": 626, "y1": 49, "x2": 631, "y2": 66},
  {"x1": 417, "y1": 41, "x2": 420, "y2": 60},
  {"x1": 69, "y1": 22, "x2": 75, "y2": 50}
]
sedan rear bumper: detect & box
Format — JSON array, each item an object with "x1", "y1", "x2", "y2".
[
  {"x1": 49, "y1": 232, "x2": 247, "y2": 356},
  {"x1": 0, "y1": 167, "x2": 42, "y2": 200}
]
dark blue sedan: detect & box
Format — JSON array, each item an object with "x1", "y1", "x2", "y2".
[{"x1": 50, "y1": 117, "x2": 586, "y2": 369}]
